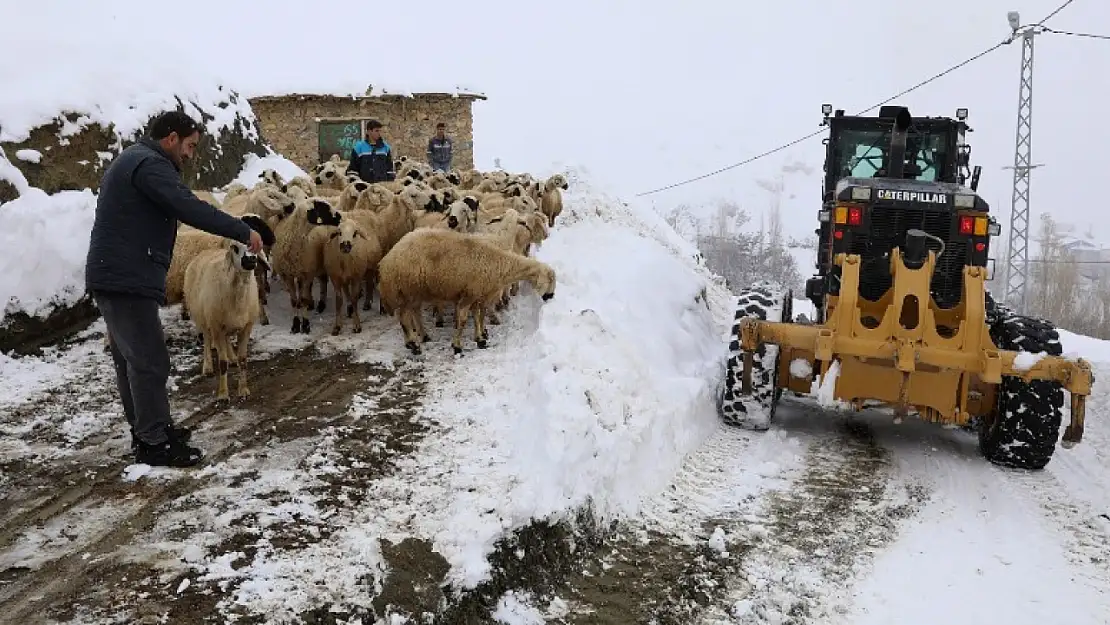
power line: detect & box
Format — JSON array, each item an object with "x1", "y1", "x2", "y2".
[
  {"x1": 635, "y1": 38, "x2": 1014, "y2": 197},
  {"x1": 1036, "y1": 0, "x2": 1076, "y2": 25},
  {"x1": 1043, "y1": 27, "x2": 1110, "y2": 41}
]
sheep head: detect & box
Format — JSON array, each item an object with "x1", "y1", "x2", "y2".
[
  {"x1": 399, "y1": 185, "x2": 434, "y2": 212},
  {"x1": 252, "y1": 186, "x2": 296, "y2": 220},
  {"x1": 307, "y1": 199, "x2": 343, "y2": 226},
  {"x1": 227, "y1": 240, "x2": 270, "y2": 272},
  {"x1": 239, "y1": 214, "x2": 277, "y2": 248},
  {"x1": 445, "y1": 200, "x2": 474, "y2": 231},
  {"x1": 328, "y1": 219, "x2": 370, "y2": 254},
  {"x1": 529, "y1": 261, "x2": 556, "y2": 301},
  {"x1": 547, "y1": 173, "x2": 569, "y2": 191},
  {"x1": 258, "y1": 168, "x2": 284, "y2": 187},
  {"x1": 461, "y1": 195, "x2": 480, "y2": 213},
  {"x1": 447, "y1": 171, "x2": 462, "y2": 185},
  {"x1": 314, "y1": 161, "x2": 343, "y2": 186}
]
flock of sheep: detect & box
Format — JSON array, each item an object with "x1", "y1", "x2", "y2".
[{"x1": 164, "y1": 154, "x2": 569, "y2": 400}]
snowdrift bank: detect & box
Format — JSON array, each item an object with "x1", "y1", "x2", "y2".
[{"x1": 391, "y1": 169, "x2": 737, "y2": 587}]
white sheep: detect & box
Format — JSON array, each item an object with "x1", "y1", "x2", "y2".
[
  {"x1": 322, "y1": 217, "x2": 383, "y2": 335},
  {"x1": 541, "y1": 173, "x2": 568, "y2": 227},
  {"x1": 165, "y1": 214, "x2": 276, "y2": 320},
  {"x1": 182, "y1": 240, "x2": 270, "y2": 400},
  {"x1": 378, "y1": 228, "x2": 556, "y2": 355}
]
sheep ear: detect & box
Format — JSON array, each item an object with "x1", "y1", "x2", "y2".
[
  {"x1": 329, "y1": 231, "x2": 341, "y2": 239},
  {"x1": 355, "y1": 182, "x2": 368, "y2": 192},
  {"x1": 464, "y1": 196, "x2": 479, "y2": 211}
]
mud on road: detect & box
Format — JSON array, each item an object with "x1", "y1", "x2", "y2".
[{"x1": 0, "y1": 326, "x2": 432, "y2": 625}]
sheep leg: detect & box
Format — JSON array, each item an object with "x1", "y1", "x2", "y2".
[
  {"x1": 213, "y1": 334, "x2": 231, "y2": 401},
  {"x1": 180, "y1": 300, "x2": 191, "y2": 322},
  {"x1": 368, "y1": 269, "x2": 381, "y2": 310},
  {"x1": 297, "y1": 278, "x2": 314, "y2": 334},
  {"x1": 284, "y1": 276, "x2": 303, "y2": 333},
  {"x1": 434, "y1": 304, "x2": 446, "y2": 328},
  {"x1": 234, "y1": 324, "x2": 252, "y2": 398},
  {"x1": 349, "y1": 282, "x2": 363, "y2": 333},
  {"x1": 315, "y1": 275, "x2": 328, "y2": 313},
  {"x1": 331, "y1": 278, "x2": 345, "y2": 336},
  {"x1": 452, "y1": 304, "x2": 472, "y2": 355},
  {"x1": 399, "y1": 306, "x2": 421, "y2": 355},
  {"x1": 487, "y1": 306, "x2": 502, "y2": 326},
  {"x1": 201, "y1": 332, "x2": 214, "y2": 376},
  {"x1": 415, "y1": 305, "x2": 430, "y2": 343},
  {"x1": 255, "y1": 266, "x2": 268, "y2": 304},
  {"x1": 475, "y1": 305, "x2": 488, "y2": 348}
]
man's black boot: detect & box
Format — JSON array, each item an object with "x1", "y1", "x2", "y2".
[
  {"x1": 134, "y1": 435, "x2": 203, "y2": 468},
  {"x1": 131, "y1": 423, "x2": 192, "y2": 452}
]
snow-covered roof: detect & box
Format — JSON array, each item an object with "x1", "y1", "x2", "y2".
[{"x1": 250, "y1": 85, "x2": 487, "y2": 102}]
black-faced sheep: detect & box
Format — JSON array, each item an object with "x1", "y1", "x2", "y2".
[
  {"x1": 182, "y1": 240, "x2": 270, "y2": 400},
  {"x1": 259, "y1": 169, "x2": 284, "y2": 187},
  {"x1": 378, "y1": 228, "x2": 556, "y2": 355},
  {"x1": 270, "y1": 198, "x2": 343, "y2": 333},
  {"x1": 313, "y1": 161, "x2": 348, "y2": 193},
  {"x1": 322, "y1": 217, "x2": 383, "y2": 335}
]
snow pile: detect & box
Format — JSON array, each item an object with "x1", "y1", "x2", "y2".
[
  {"x1": 509, "y1": 218, "x2": 727, "y2": 519},
  {"x1": 1, "y1": 40, "x2": 256, "y2": 144},
  {"x1": 397, "y1": 171, "x2": 736, "y2": 587},
  {"x1": 1058, "y1": 329, "x2": 1110, "y2": 363},
  {"x1": 230, "y1": 151, "x2": 309, "y2": 190},
  {"x1": 0, "y1": 187, "x2": 97, "y2": 321}
]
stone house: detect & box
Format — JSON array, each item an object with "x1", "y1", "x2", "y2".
[{"x1": 248, "y1": 89, "x2": 486, "y2": 172}]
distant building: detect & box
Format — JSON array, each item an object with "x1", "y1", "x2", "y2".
[{"x1": 249, "y1": 87, "x2": 487, "y2": 171}]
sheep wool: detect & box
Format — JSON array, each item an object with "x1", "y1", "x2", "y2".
[
  {"x1": 322, "y1": 218, "x2": 384, "y2": 335},
  {"x1": 182, "y1": 241, "x2": 268, "y2": 400},
  {"x1": 378, "y1": 228, "x2": 556, "y2": 355}
]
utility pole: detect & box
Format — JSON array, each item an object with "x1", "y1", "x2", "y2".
[{"x1": 1002, "y1": 11, "x2": 1045, "y2": 315}]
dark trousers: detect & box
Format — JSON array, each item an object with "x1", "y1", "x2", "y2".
[{"x1": 92, "y1": 291, "x2": 173, "y2": 445}]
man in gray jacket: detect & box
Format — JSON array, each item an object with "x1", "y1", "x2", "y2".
[
  {"x1": 85, "y1": 111, "x2": 264, "y2": 468},
  {"x1": 426, "y1": 122, "x2": 453, "y2": 172}
]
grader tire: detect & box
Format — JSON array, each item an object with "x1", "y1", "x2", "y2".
[
  {"x1": 719, "y1": 282, "x2": 792, "y2": 431},
  {"x1": 979, "y1": 299, "x2": 1065, "y2": 470}
]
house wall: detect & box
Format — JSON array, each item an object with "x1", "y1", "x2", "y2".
[{"x1": 249, "y1": 94, "x2": 479, "y2": 172}]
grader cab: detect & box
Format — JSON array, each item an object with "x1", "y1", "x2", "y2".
[{"x1": 719, "y1": 104, "x2": 1093, "y2": 470}]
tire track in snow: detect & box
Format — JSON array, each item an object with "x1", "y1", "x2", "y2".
[
  {"x1": 997, "y1": 466, "x2": 1110, "y2": 579},
  {"x1": 698, "y1": 403, "x2": 928, "y2": 624}
]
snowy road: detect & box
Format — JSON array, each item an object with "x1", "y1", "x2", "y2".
[{"x1": 2, "y1": 182, "x2": 1109, "y2": 623}]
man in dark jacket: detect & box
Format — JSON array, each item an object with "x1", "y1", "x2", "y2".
[
  {"x1": 346, "y1": 119, "x2": 395, "y2": 183},
  {"x1": 426, "y1": 122, "x2": 453, "y2": 172},
  {"x1": 85, "y1": 110, "x2": 264, "y2": 468}
]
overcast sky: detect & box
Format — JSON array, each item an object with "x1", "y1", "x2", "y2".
[{"x1": 5, "y1": 0, "x2": 1108, "y2": 246}]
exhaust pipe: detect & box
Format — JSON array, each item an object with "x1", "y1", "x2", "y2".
[{"x1": 885, "y1": 107, "x2": 913, "y2": 179}]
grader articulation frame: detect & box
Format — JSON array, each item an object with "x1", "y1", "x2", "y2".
[{"x1": 719, "y1": 105, "x2": 1093, "y2": 470}]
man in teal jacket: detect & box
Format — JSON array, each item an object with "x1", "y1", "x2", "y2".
[{"x1": 346, "y1": 119, "x2": 396, "y2": 182}]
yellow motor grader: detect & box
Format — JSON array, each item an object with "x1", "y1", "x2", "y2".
[{"x1": 719, "y1": 104, "x2": 1093, "y2": 470}]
